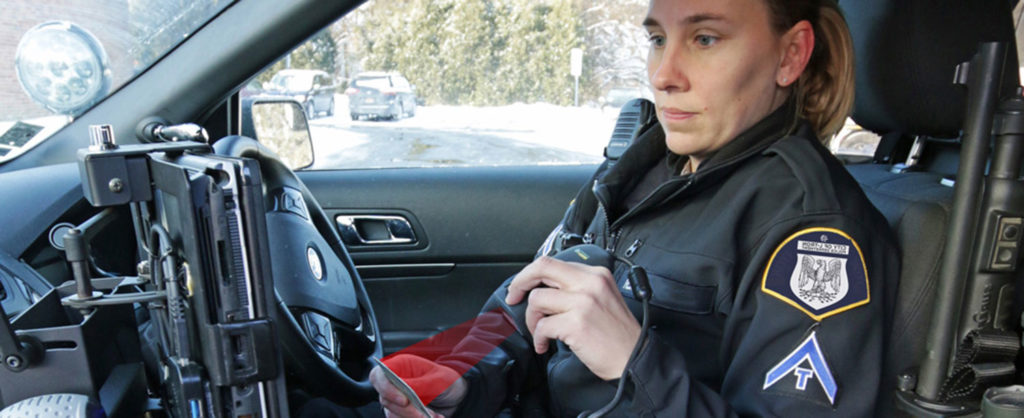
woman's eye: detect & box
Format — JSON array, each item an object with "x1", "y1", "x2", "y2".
[
  {"x1": 695, "y1": 34, "x2": 718, "y2": 47},
  {"x1": 648, "y1": 34, "x2": 666, "y2": 48}
]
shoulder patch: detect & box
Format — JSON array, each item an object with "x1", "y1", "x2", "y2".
[
  {"x1": 761, "y1": 228, "x2": 869, "y2": 321},
  {"x1": 763, "y1": 331, "x2": 838, "y2": 406}
]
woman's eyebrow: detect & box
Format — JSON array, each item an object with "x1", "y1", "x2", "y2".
[
  {"x1": 643, "y1": 13, "x2": 728, "y2": 28},
  {"x1": 684, "y1": 13, "x2": 727, "y2": 25},
  {"x1": 642, "y1": 16, "x2": 660, "y2": 28}
]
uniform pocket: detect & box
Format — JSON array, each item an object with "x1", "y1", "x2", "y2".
[
  {"x1": 621, "y1": 247, "x2": 730, "y2": 315},
  {"x1": 647, "y1": 274, "x2": 717, "y2": 314}
]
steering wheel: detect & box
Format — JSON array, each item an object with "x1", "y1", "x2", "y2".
[{"x1": 213, "y1": 136, "x2": 382, "y2": 406}]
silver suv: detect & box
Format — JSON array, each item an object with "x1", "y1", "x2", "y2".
[
  {"x1": 266, "y1": 69, "x2": 336, "y2": 119},
  {"x1": 346, "y1": 72, "x2": 417, "y2": 121}
]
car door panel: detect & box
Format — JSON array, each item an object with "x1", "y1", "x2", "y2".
[{"x1": 298, "y1": 164, "x2": 597, "y2": 353}]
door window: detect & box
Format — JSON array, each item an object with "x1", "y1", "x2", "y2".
[{"x1": 250, "y1": 1, "x2": 649, "y2": 170}]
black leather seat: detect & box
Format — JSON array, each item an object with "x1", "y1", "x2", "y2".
[
  {"x1": 838, "y1": 0, "x2": 1019, "y2": 412},
  {"x1": 846, "y1": 165, "x2": 950, "y2": 389}
]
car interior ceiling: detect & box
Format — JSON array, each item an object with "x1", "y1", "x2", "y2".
[{"x1": 839, "y1": 0, "x2": 1022, "y2": 413}]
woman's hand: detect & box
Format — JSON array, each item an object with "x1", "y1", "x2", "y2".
[
  {"x1": 369, "y1": 354, "x2": 467, "y2": 418},
  {"x1": 505, "y1": 256, "x2": 641, "y2": 380}
]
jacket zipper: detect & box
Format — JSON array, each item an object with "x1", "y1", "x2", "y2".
[
  {"x1": 607, "y1": 229, "x2": 620, "y2": 252},
  {"x1": 593, "y1": 181, "x2": 616, "y2": 252},
  {"x1": 598, "y1": 199, "x2": 618, "y2": 251},
  {"x1": 624, "y1": 239, "x2": 643, "y2": 258},
  {"x1": 595, "y1": 177, "x2": 692, "y2": 254}
]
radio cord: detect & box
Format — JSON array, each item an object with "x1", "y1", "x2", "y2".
[{"x1": 581, "y1": 257, "x2": 653, "y2": 418}]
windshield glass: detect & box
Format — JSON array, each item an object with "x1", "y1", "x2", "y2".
[
  {"x1": 270, "y1": 73, "x2": 315, "y2": 92},
  {"x1": 353, "y1": 77, "x2": 391, "y2": 90},
  {"x1": 0, "y1": 0, "x2": 233, "y2": 163}
]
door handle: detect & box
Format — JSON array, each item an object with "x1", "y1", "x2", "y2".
[{"x1": 335, "y1": 215, "x2": 417, "y2": 245}]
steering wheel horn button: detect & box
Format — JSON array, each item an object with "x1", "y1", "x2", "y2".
[
  {"x1": 301, "y1": 311, "x2": 336, "y2": 358},
  {"x1": 307, "y1": 246, "x2": 324, "y2": 281},
  {"x1": 275, "y1": 187, "x2": 310, "y2": 220}
]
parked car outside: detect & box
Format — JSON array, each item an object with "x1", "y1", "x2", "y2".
[
  {"x1": 239, "y1": 79, "x2": 264, "y2": 98},
  {"x1": 265, "y1": 69, "x2": 336, "y2": 119},
  {"x1": 600, "y1": 86, "x2": 651, "y2": 109},
  {"x1": 346, "y1": 72, "x2": 417, "y2": 121}
]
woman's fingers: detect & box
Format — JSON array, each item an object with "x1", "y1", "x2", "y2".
[
  {"x1": 504, "y1": 254, "x2": 638, "y2": 379},
  {"x1": 506, "y1": 256, "x2": 613, "y2": 305},
  {"x1": 506, "y1": 257, "x2": 574, "y2": 304},
  {"x1": 523, "y1": 287, "x2": 592, "y2": 341},
  {"x1": 380, "y1": 396, "x2": 437, "y2": 418},
  {"x1": 524, "y1": 288, "x2": 589, "y2": 353},
  {"x1": 370, "y1": 366, "x2": 409, "y2": 406},
  {"x1": 532, "y1": 313, "x2": 571, "y2": 354},
  {"x1": 524, "y1": 287, "x2": 562, "y2": 337}
]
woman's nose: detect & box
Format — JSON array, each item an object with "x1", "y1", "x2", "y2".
[{"x1": 650, "y1": 49, "x2": 691, "y2": 93}]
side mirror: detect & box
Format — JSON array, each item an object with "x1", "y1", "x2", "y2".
[{"x1": 241, "y1": 97, "x2": 314, "y2": 170}]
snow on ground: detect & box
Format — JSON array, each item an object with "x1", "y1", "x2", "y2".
[
  {"x1": 307, "y1": 95, "x2": 622, "y2": 169},
  {"x1": 392, "y1": 102, "x2": 619, "y2": 157}
]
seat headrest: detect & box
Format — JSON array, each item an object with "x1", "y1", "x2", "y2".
[{"x1": 841, "y1": 0, "x2": 1019, "y2": 138}]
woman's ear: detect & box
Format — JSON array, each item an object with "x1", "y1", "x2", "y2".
[{"x1": 777, "y1": 20, "x2": 814, "y2": 87}]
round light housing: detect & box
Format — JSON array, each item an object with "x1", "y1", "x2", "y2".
[{"x1": 15, "y1": 21, "x2": 111, "y2": 115}]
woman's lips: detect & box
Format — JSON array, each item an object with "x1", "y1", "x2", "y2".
[{"x1": 660, "y1": 107, "x2": 697, "y2": 122}]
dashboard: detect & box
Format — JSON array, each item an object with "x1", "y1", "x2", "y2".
[{"x1": 0, "y1": 163, "x2": 137, "y2": 317}]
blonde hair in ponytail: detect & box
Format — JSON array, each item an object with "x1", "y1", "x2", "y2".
[{"x1": 766, "y1": 0, "x2": 855, "y2": 141}]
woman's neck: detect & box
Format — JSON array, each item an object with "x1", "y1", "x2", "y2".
[{"x1": 682, "y1": 157, "x2": 697, "y2": 175}]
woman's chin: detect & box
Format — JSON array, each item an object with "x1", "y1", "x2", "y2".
[{"x1": 663, "y1": 132, "x2": 706, "y2": 157}]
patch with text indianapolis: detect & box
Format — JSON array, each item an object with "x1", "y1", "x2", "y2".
[
  {"x1": 763, "y1": 331, "x2": 837, "y2": 405},
  {"x1": 761, "y1": 228, "x2": 868, "y2": 321}
]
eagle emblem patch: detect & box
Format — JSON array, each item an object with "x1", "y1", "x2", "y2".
[{"x1": 762, "y1": 228, "x2": 869, "y2": 321}]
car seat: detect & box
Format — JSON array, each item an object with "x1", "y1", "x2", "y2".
[{"x1": 838, "y1": 0, "x2": 1020, "y2": 413}]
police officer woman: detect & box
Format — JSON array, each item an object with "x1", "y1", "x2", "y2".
[{"x1": 372, "y1": 0, "x2": 898, "y2": 416}]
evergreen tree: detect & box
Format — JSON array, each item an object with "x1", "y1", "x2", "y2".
[
  {"x1": 579, "y1": 0, "x2": 649, "y2": 101},
  {"x1": 257, "y1": 29, "x2": 338, "y2": 85},
  {"x1": 332, "y1": 0, "x2": 642, "y2": 106}
]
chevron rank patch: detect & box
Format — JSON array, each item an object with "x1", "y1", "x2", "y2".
[
  {"x1": 763, "y1": 331, "x2": 837, "y2": 405},
  {"x1": 761, "y1": 228, "x2": 869, "y2": 321}
]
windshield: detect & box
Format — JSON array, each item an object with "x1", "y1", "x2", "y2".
[
  {"x1": 353, "y1": 77, "x2": 391, "y2": 90},
  {"x1": 0, "y1": 0, "x2": 233, "y2": 163},
  {"x1": 270, "y1": 73, "x2": 315, "y2": 92}
]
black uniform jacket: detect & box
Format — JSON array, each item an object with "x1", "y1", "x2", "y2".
[{"x1": 438, "y1": 103, "x2": 899, "y2": 417}]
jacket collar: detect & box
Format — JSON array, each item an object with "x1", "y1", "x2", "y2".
[{"x1": 595, "y1": 98, "x2": 804, "y2": 219}]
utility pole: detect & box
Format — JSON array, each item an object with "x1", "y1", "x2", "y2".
[{"x1": 571, "y1": 48, "x2": 583, "y2": 106}]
